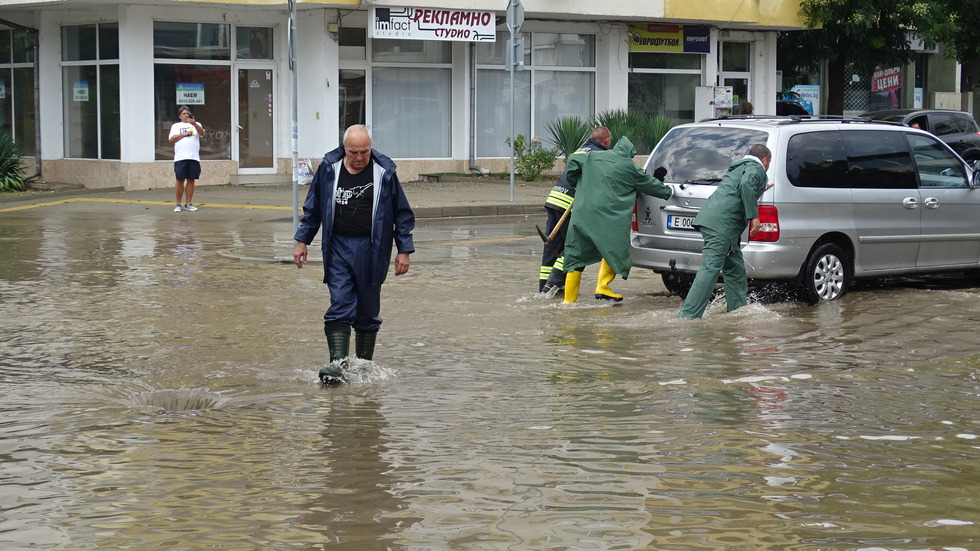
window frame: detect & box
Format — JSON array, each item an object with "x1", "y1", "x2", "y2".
[
  {"x1": 0, "y1": 28, "x2": 37, "y2": 156},
  {"x1": 339, "y1": 28, "x2": 456, "y2": 157},
  {"x1": 61, "y1": 23, "x2": 120, "y2": 160},
  {"x1": 475, "y1": 30, "x2": 596, "y2": 157}
]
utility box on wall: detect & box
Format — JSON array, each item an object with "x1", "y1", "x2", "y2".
[
  {"x1": 931, "y1": 92, "x2": 974, "y2": 111},
  {"x1": 695, "y1": 86, "x2": 734, "y2": 120}
]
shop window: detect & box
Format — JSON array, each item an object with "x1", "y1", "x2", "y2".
[
  {"x1": 627, "y1": 50, "x2": 703, "y2": 151},
  {"x1": 153, "y1": 22, "x2": 271, "y2": 162},
  {"x1": 0, "y1": 29, "x2": 37, "y2": 155},
  {"x1": 339, "y1": 27, "x2": 366, "y2": 61},
  {"x1": 722, "y1": 42, "x2": 749, "y2": 72},
  {"x1": 62, "y1": 23, "x2": 120, "y2": 159},
  {"x1": 475, "y1": 31, "x2": 595, "y2": 157},
  {"x1": 153, "y1": 64, "x2": 232, "y2": 161},
  {"x1": 236, "y1": 27, "x2": 273, "y2": 60},
  {"x1": 153, "y1": 22, "x2": 231, "y2": 61},
  {"x1": 338, "y1": 31, "x2": 454, "y2": 157}
]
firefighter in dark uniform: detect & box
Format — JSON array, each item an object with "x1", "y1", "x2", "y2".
[{"x1": 539, "y1": 126, "x2": 611, "y2": 294}]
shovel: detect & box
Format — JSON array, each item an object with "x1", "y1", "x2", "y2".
[{"x1": 535, "y1": 199, "x2": 573, "y2": 256}]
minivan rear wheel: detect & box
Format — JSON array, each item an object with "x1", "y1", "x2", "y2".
[{"x1": 800, "y1": 243, "x2": 851, "y2": 303}]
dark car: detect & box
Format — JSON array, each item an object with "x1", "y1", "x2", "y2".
[
  {"x1": 860, "y1": 109, "x2": 980, "y2": 161},
  {"x1": 776, "y1": 100, "x2": 810, "y2": 116}
]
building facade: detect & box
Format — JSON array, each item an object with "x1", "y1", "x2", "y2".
[{"x1": 0, "y1": 0, "x2": 803, "y2": 189}]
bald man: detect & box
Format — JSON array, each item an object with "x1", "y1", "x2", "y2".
[{"x1": 293, "y1": 125, "x2": 415, "y2": 383}]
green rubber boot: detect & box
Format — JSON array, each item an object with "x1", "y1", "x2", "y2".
[
  {"x1": 319, "y1": 322, "x2": 351, "y2": 384},
  {"x1": 355, "y1": 330, "x2": 378, "y2": 361}
]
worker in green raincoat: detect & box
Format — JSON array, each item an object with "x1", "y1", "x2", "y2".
[
  {"x1": 678, "y1": 144, "x2": 773, "y2": 319},
  {"x1": 561, "y1": 136, "x2": 673, "y2": 304}
]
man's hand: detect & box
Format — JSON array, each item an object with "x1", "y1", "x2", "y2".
[
  {"x1": 653, "y1": 166, "x2": 668, "y2": 181},
  {"x1": 293, "y1": 242, "x2": 308, "y2": 269},
  {"x1": 394, "y1": 252, "x2": 410, "y2": 276},
  {"x1": 748, "y1": 218, "x2": 761, "y2": 237}
]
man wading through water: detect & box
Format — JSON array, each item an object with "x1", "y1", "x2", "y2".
[{"x1": 293, "y1": 125, "x2": 415, "y2": 384}]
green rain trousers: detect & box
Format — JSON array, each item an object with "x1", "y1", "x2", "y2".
[
  {"x1": 563, "y1": 136, "x2": 673, "y2": 278},
  {"x1": 678, "y1": 157, "x2": 769, "y2": 319}
]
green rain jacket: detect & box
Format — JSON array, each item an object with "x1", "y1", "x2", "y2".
[
  {"x1": 563, "y1": 136, "x2": 673, "y2": 278},
  {"x1": 692, "y1": 156, "x2": 769, "y2": 235}
]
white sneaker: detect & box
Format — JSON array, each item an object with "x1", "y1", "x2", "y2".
[
  {"x1": 174, "y1": 204, "x2": 181, "y2": 212},
  {"x1": 184, "y1": 203, "x2": 198, "y2": 211}
]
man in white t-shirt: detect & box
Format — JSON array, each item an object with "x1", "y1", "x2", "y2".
[{"x1": 168, "y1": 105, "x2": 205, "y2": 212}]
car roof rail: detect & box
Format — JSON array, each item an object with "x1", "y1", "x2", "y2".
[{"x1": 707, "y1": 114, "x2": 887, "y2": 125}]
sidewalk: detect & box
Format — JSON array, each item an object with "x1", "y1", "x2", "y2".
[{"x1": 0, "y1": 177, "x2": 550, "y2": 219}]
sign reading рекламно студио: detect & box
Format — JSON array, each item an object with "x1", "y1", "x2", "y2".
[{"x1": 371, "y1": 7, "x2": 495, "y2": 42}]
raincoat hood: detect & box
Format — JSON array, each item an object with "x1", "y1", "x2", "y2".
[{"x1": 612, "y1": 136, "x2": 637, "y2": 158}]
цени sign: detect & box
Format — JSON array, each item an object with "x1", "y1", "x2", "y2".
[{"x1": 371, "y1": 7, "x2": 495, "y2": 42}]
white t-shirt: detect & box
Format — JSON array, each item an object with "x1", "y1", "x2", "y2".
[{"x1": 169, "y1": 121, "x2": 204, "y2": 162}]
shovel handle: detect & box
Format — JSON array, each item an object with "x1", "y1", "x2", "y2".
[{"x1": 548, "y1": 199, "x2": 573, "y2": 241}]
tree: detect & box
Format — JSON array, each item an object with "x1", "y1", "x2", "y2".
[{"x1": 778, "y1": 0, "x2": 948, "y2": 114}]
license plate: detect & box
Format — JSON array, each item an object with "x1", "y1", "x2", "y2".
[{"x1": 667, "y1": 215, "x2": 696, "y2": 230}]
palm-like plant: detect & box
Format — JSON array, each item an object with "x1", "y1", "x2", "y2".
[
  {"x1": 0, "y1": 133, "x2": 26, "y2": 192},
  {"x1": 595, "y1": 109, "x2": 641, "y2": 148},
  {"x1": 544, "y1": 116, "x2": 591, "y2": 158},
  {"x1": 637, "y1": 114, "x2": 675, "y2": 155}
]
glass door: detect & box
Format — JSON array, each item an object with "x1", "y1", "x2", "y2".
[{"x1": 237, "y1": 67, "x2": 274, "y2": 169}]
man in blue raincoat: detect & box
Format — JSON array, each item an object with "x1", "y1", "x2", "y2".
[
  {"x1": 678, "y1": 144, "x2": 772, "y2": 319},
  {"x1": 293, "y1": 125, "x2": 415, "y2": 383},
  {"x1": 561, "y1": 136, "x2": 673, "y2": 304}
]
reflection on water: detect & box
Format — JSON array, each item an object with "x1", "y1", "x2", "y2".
[{"x1": 1, "y1": 210, "x2": 979, "y2": 550}]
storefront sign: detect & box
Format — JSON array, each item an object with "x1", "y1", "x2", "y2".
[
  {"x1": 176, "y1": 82, "x2": 205, "y2": 105},
  {"x1": 872, "y1": 66, "x2": 901, "y2": 93},
  {"x1": 73, "y1": 81, "x2": 89, "y2": 102},
  {"x1": 371, "y1": 7, "x2": 495, "y2": 42},
  {"x1": 628, "y1": 24, "x2": 711, "y2": 54},
  {"x1": 791, "y1": 84, "x2": 821, "y2": 115}
]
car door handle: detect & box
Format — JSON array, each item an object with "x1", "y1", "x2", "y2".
[
  {"x1": 924, "y1": 196, "x2": 940, "y2": 208},
  {"x1": 903, "y1": 197, "x2": 918, "y2": 209}
]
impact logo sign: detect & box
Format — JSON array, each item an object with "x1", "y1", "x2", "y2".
[{"x1": 371, "y1": 7, "x2": 495, "y2": 42}]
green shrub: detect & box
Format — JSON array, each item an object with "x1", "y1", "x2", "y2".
[
  {"x1": 544, "y1": 116, "x2": 591, "y2": 158},
  {"x1": 595, "y1": 109, "x2": 642, "y2": 149},
  {"x1": 0, "y1": 133, "x2": 26, "y2": 192},
  {"x1": 637, "y1": 114, "x2": 675, "y2": 154},
  {"x1": 507, "y1": 134, "x2": 557, "y2": 181}
]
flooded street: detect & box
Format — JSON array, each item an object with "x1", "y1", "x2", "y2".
[{"x1": 2, "y1": 199, "x2": 979, "y2": 550}]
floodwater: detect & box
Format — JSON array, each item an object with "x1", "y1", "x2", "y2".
[{"x1": 1, "y1": 201, "x2": 979, "y2": 550}]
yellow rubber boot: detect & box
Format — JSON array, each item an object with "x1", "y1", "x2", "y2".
[
  {"x1": 594, "y1": 259, "x2": 623, "y2": 302},
  {"x1": 563, "y1": 270, "x2": 582, "y2": 304}
]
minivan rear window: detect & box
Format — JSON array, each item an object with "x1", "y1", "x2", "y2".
[
  {"x1": 786, "y1": 131, "x2": 848, "y2": 187},
  {"x1": 650, "y1": 126, "x2": 769, "y2": 183}
]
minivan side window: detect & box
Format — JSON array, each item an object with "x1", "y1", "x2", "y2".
[
  {"x1": 786, "y1": 131, "x2": 848, "y2": 187},
  {"x1": 907, "y1": 133, "x2": 969, "y2": 188},
  {"x1": 842, "y1": 130, "x2": 916, "y2": 189}
]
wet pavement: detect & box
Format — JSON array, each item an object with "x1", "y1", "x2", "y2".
[{"x1": 2, "y1": 180, "x2": 980, "y2": 550}]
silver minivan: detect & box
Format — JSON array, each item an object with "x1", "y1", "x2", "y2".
[{"x1": 630, "y1": 117, "x2": 980, "y2": 303}]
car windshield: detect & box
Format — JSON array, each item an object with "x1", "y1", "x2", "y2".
[{"x1": 650, "y1": 126, "x2": 770, "y2": 183}]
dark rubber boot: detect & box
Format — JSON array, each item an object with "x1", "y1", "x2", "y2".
[
  {"x1": 355, "y1": 330, "x2": 378, "y2": 361},
  {"x1": 320, "y1": 322, "x2": 351, "y2": 384}
]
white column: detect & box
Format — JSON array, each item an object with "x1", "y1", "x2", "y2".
[{"x1": 118, "y1": 5, "x2": 156, "y2": 161}]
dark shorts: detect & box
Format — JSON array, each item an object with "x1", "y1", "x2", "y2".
[{"x1": 174, "y1": 159, "x2": 201, "y2": 181}]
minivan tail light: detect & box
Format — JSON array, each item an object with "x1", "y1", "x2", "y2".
[
  {"x1": 632, "y1": 202, "x2": 638, "y2": 231},
  {"x1": 750, "y1": 205, "x2": 779, "y2": 242}
]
